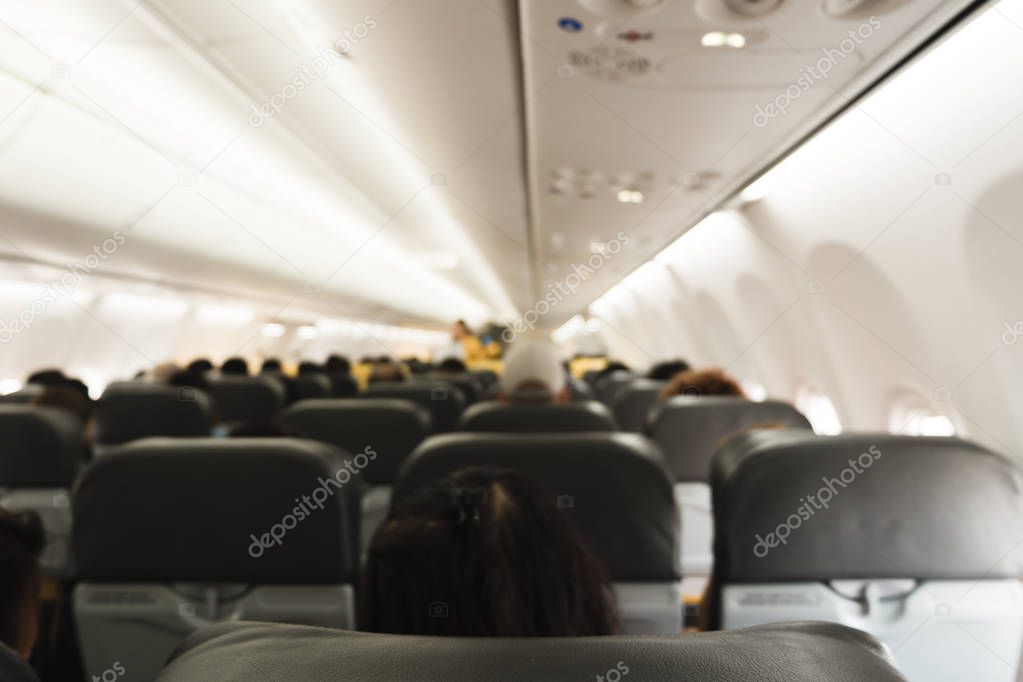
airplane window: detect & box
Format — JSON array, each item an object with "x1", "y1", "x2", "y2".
[{"x1": 794, "y1": 386, "x2": 842, "y2": 435}]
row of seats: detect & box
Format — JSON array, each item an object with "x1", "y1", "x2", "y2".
[{"x1": 3, "y1": 399, "x2": 1020, "y2": 681}]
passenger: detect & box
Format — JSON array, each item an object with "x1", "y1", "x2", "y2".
[
  {"x1": 30, "y1": 386, "x2": 93, "y2": 425},
  {"x1": 220, "y1": 357, "x2": 249, "y2": 376},
  {"x1": 437, "y1": 358, "x2": 467, "y2": 374},
  {"x1": 0, "y1": 509, "x2": 44, "y2": 679},
  {"x1": 360, "y1": 467, "x2": 618, "y2": 637},
  {"x1": 297, "y1": 361, "x2": 324, "y2": 375},
  {"x1": 324, "y1": 354, "x2": 352, "y2": 375},
  {"x1": 186, "y1": 358, "x2": 214, "y2": 374},
  {"x1": 260, "y1": 358, "x2": 282, "y2": 374},
  {"x1": 61, "y1": 378, "x2": 90, "y2": 401},
  {"x1": 25, "y1": 369, "x2": 65, "y2": 387},
  {"x1": 450, "y1": 320, "x2": 487, "y2": 364},
  {"x1": 167, "y1": 369, "x2": 212, "y2": 395},
  {"x1": 659, "y1": 367, "x2": 745, "y2": 400},
  {"x1": 498, "y1": 339, "x2": 567, "y2": 404},
  {"x1": 646, "y1": 359, "x2": 691, "y2": 381}
]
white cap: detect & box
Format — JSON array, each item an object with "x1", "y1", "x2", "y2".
[{"x1": 499, "y1": 338, "x2": 566, "y2": 401}]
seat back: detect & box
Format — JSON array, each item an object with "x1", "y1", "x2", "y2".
[
  {"x1": 566, "y1": 376, "x2": 595, "y2": 402},
  {"x1": 283, "y1": 399, "x2": 431, "y2": 485},
  {"x1": 365, "y1": 381, "x2": 465, "y2": 432},
  {"x1": 326, "y1": 373, "x2": 359, "y2": 398},
  {"x1": 158, "y1": 621, "x2": 909, "y2": 682},
  {"x1": 208, "y1": 375, "x2": 285, "y2": 425},
  {"x1": 394, "y1": 433, "x2": 680, "y2": 634},
  {"x1": 458, "y1": 401, "x2": 616, "y2": 433},
  {"x1": 712, "y1": 431, "x2": 1023, "y2": 682},
  {"x1": 291, "y1": 374, "x2": 332, "y2": 402},
  {"x1": 72, "y1": 438, "x2": 360, "y2": 681},
  {"x1": 95, "y1": 382, "x2": 213, "y2": 446},
  {"x1": 0, "y1": 406, "x2": 82, "y2": 576},
  {"x1": 612, "y1": 379, "x2": 667, "y2": 432},
  {"x1": 646, "y1": 397, "x2": 811, "y2": 578},
  {"x1": 594, "y1": 370, "x2": 637, "y2": 405}
]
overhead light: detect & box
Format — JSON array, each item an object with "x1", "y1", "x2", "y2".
[
  {"x1": 297, "y1": 325, "x2": 318, "y2": 340},
  {"x1": 702, "y1": 31, "x2": 746, "y2": 48},
  {"x1": 0, "y1": 379, "x2": 22, "y2": 396},
  {"x1": 616, "y1": 189, "x2": 645, "y2": 204},
  {"x1": 261, "y1": 323, "x2": 286, "y2": 338}
]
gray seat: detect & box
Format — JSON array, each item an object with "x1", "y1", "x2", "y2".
[
  {"x1": 612, "y1": 379, "x2": 666, "y2": 432},
  {"x1": 365, "y1": 381, "x2": 465, "y2": 432},
  {"x1": 393, "y1": 433, "x2": 680, "y2": 634},
  {"x1": 566, "y1": 376, "x2": 595, "y2": 402},
  {"x1": 282, "y1": 399, "x2": 432, "y2": 553},
  {"x1": 0, "y1": 385, "x2": 43, "y2": 404},
  {"x1": 0, "y1": 406, "x2": 82, "y2": 577},
  {"x1": 646, "y1": 397, "x2": 811, "y2": 580},
  {"x1": 594, "y1": 370, "x2": 637, "y2": 405},
  {"x1": 156, "y1": 621, "x2": 908, "y2": 682},
  {"x1": 72, "y1": 438, "x2": 362, "y2": 682},
  {"x1": 458, "y1": 401, "x2": 616, "y2": 433},
  {"x1": 208, "y1": 375, "x2": 286, "y2": 425},
  {"x1": 95, "y1": 382, "x2": 213, "y2": 446},
  {"x1": 711, "y1": 430, "x2": 1023, "y2": 682}
]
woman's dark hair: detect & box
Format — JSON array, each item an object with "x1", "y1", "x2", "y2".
[
  {"x1": 0, "y1": 509, "x2": 44, "y2": 654},
  {"x1": 660, "y1": 367, "x2": 745, "y2": 400},
  {"x1": 359, "y1": 467, "x2": 619, "y2": 637},
  {"x1": 646, "y1": 359, "x2": 691, "y2": 381},
  {"x1": 221, "y1": 357, "x2": 249, "y2": 375},
  {"x1": 26, "y1": 369, "x2": 65, "y2": 387}
]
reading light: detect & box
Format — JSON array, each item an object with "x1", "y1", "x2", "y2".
[
  {"x1": 297, "y1": 325, "x2": 318, "y2": 340},
  {"x1": 616, "y1": 189, "x2": 645, "y2": 204},
  {"x1": 702, "y1": 31, "x2": 746, "y2": 48},
  {"x1": 261, "y1": 323, "x2": 286, "y2": 338}
]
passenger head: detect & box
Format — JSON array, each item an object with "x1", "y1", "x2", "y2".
[
  {"x1": 260, "y1": 358, "x2": 282, "y2": 374},
  {"x1": 186, "y1": 358, "x2": 214, "y2": 374},
  {"x1": 220, "y1": 357, "x2": 249, "y2": 376},
  {"x1": 297, "y1": 361, "x2": 324, "y2": 375},
  {"x1": 437, "y1": 358, "x2": 467, "y2": 374},
  {"x1": 26, "y1": 369, "x2": 65, "y2": 387},
  {"x1": 660, "y1": 368, "x2": 745, "y2": 400},
  {"x1": 451, "y1": 320, "x2": 471, "y2": 339},
  {"x1": 498, "y1": 339, "x2": 567, "y2": 404},
  {"x1": 324, "y1": 354, "x2": 351, "y2": 375},
  {"x1": 0, "y1": 510, "x2": 44, "y2": 659},
  {"x1": 360, "y1": 467, "x2": 618, "y2": 637},
  {"x1": 63, "y1": 378, "x2": 90, "y2": 400},
  {"x1": 646, "y1": 359, "x2": 691, "y2": 381},
  {"x1": 594, "y1": 361, "x2": 630, "y2": 383},
  {"x1": 31, "y1": 385, "x2": 94, "y2": 424}
]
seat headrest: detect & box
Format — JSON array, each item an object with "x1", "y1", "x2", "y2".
[
  {"x1": 611, "y1": 379, "x2": 666, "y2": 432},
  {"x1": 458, "y1": 401, "x2": 616, "y2": 433},
  {"x1": 96, "y1": 382, "x2": 213, "y2": 445},
  {"x1": 394, "y1": 433, "x2": 678, "y2": 581},
  {"x1": 646, "y1": 397, "x2": 811, "y2": 481},
  {"x1": 0, "y1": 406, "x2": 82, "y2": 486},
  {"x1": 566, "y1": 377, "x2": 595, "y2": 402},
  {"x1": 72, "y1": 438, "x2": 359, "y2": 583},
  {"x1": 291, "y1": 374, "x2": 332, "y2": 401},
  {"x1": 365, "y1": 381, "x2": 466, "y2": 432},
  {"x1": 283, "y1": 399, "x2": 431, "y2": 484},
  {"x1": 712, "y1": 430, "x2": 1023, "y2": 582},
  {"x1": 157, "y1": 621, "x2": 907, "y2": 682},
  {"x1": 0, "y1": 385, "x2": 44, "y2": 404},
  {"x1": 208, "y1": 376, "x2": 286, "y2": 423},
  {"x1": 594, "y1": 371, "x2": 637, "y2": 404}
]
